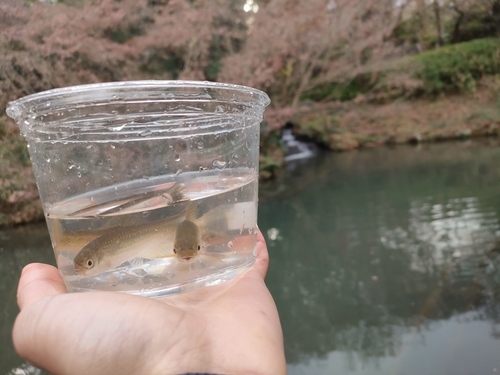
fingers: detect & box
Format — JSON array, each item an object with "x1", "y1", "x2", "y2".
[
  {"x1": 17, "y1": 263, "x2": 67, "y2": 310},
  {"x1": 251, "y1": 228, "x2": 270, "y2": 280}
]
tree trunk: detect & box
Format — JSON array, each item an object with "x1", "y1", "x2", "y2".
[
  {"x1": 433, "y1": 0, "x2": 443, "y2": 47},
  {"x1": 451, "y1": 5, "x2": 465, "y2": 44},
  {"x1": 416, "y1": 0, "x2": 429, "y2": 30}
]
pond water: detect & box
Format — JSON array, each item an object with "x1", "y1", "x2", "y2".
[
  {"x1": 260, "y1": 139, "x2": 500, "y2": 375},
  {"x1": 2, "y1": 140, "x2": 500, "y2": 374}
]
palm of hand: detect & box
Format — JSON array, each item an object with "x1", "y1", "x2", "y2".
[{"x1": 13, "y1": 232, "x2": 286, "y2": 375}]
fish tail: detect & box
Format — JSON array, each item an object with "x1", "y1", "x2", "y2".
[
  {"x1": 169, "y1": 183, "x2": 187, "y2": 203},
  {"x1": 185, "y1": 201, "x2": 198, "y2": 222}
]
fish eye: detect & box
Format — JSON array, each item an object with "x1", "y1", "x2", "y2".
[
  {"x1": 173, "y1": 248, "x2": 177, "y2": 254},
  {"x1": 197, "y1": 245, "x2": 200, "y2": 251},
  {"x1": 86, "y1": 259, "x2": 94, "y2": 268}
]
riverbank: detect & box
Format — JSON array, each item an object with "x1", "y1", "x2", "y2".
[
  {"x1": 1, "y1": 78, "x2": 499, "y2": 227},
  {"x1": 293, "y1": 76, "x2": 500, "y2": 150},
  {"x1": 258, "y1": 76, "x2": 500, "y2": 179}
]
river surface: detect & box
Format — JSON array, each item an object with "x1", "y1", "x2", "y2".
[{"x1": 2, "y1": 140, "x2": 500, "y2": 375}]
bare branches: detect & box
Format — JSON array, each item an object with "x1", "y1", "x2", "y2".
[{"x1": 0, "y1": 0, "x2": 430, "y2": 111}]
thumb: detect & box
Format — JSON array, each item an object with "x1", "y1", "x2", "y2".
[{"x1": 17, "y1": 263, "x2": 67, "y2": 310}]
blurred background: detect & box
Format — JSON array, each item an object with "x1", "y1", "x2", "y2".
[{"x1": 1, "y1": 0, "x2": 500, "y2": 374}]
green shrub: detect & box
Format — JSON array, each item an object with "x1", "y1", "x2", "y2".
[
  {"x1": 302, "y1": 73, "x2": 379, "y2": 102},
  {"x1": 140, "y1": 48, "x2": 185, "y2": 79},
  {"x1": 414, "y1": 37, "x2": 500, "y2": 95}
]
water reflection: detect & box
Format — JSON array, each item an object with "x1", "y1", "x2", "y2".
[
  {"x1": 259, "y1": 140, "x2": 500, "y2": 374},
  {"x1": 6, "y1": 364, "x2": 42, "y2": 375}
]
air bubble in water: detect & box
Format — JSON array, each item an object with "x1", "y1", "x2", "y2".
[
  {"x1": 45, "y1": 157, "x2": 51, "y2": 162},
  {"x1": 212, "y1": 159, "x2": 227, "y2": 169},
  {"x1": 175, "y1": 154, "x2": 181, "y2": 161},
  {"x1": 110, "y1": 124, "x2": 126, "y2": 132},
  {"x1": 227, "y1": 241, "x2": 234, "y2": 249},
  {"x1": 197, "y1": 141, "x2": 204, "y2": 149},
  {"x1": 133, "y1": 269, "x2": 147, "y2": 277}
]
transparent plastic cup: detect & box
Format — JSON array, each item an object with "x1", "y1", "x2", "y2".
[{"x1": 7, "y1": 80, "x2": 270, "y2": 297}]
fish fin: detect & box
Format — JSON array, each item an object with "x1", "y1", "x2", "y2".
[
  {"x1": 128, "y1": 257, "x2": 148, "y2": 269},
  {"x1": 185, "y1": 201, "x2": 198, "y2": 222},
  {"x1": 197, "y1": 254, "x2": 225, "y2": 267},
  {"x1": 138, "y1": 246, "x2": 174, "y2": 260},
  {"x1": 168, "y1": 183, "x2": 187, "y2": 203}
]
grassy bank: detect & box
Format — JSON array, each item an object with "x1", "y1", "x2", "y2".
[{"x1": 291, "y1": 76, "x2": 500, "y2": 152}]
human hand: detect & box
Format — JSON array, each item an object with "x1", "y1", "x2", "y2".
[{"x1": 13, "y1": 230, "x2": 286, "y2": 375}]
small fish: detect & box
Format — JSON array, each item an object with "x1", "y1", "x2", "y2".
[
  {"x1": 73, "y1": 203, "x2": 189, "y2": 276},
  {"x1": 173, "y1": 202, "x2": 201, "y2": 261},
  {"x1": 69, "y1": 183, "x2": 186, "y2": 218},
  {"x1": 52, "y1": 222, "x2": 106, "y2": 252},
  {"x1": 74, "y1": 201, "x2": 227, "y2": 276}
]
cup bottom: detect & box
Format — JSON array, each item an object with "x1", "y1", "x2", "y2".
[{"x1": 63, "y1": 256, "x2": 255, "y2": 298}]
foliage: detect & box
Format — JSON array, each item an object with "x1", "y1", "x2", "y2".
[
  {"x1": 298, "y1": 37, "x2": 500, "y2": 102},
  {"x1": 391, "y1": 0, "x2": 499, "y2": 50},
  {"x1": 0, "y1": 135, "x2": 30, "y2": 167},
  {"x1": 1, "y1": 0, "x2": 500, "y2": 111},
  {"x1": 259, "y1": 122, "x2": 285, "y2": 180},
  {"x1": 12, "y1": 0, "x2": 489, "y2": 111},
  {"x1": 301, "y1": 73, "x2": 380, "y2": 102},
  {"x1": 414, "y1": 37, "x2": 500, "y2": 95},
  {"x1": 0, "y1": 0, "x2": 248, "y2": 110},
  {"x1": 219, "y1": 0, "x2": 405, "y2": 108},
  {"x1": 449, "y1": 0, "x2": 500, "y2": 43}
]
